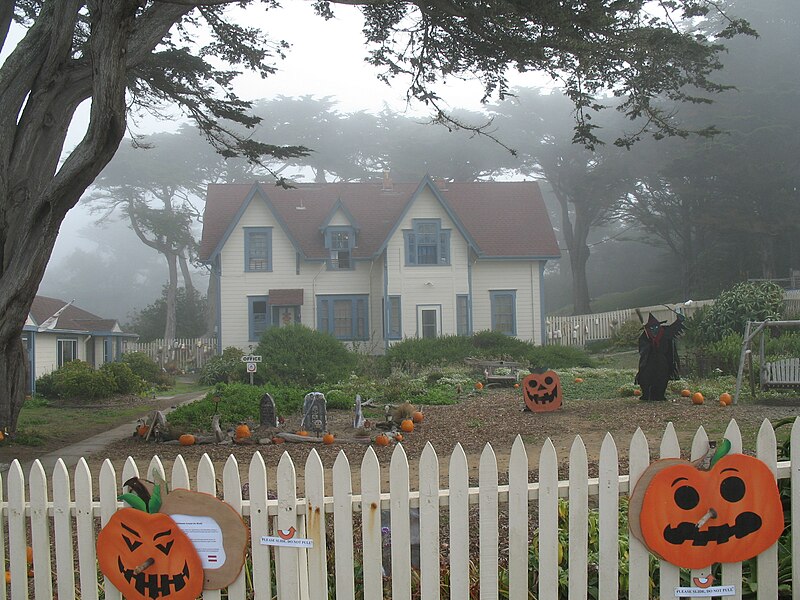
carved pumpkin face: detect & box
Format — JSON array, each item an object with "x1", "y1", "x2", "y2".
[
  {"x1": 629, "y1": 454, "x2": 783, "y2": 569},
  {"x1": 522, "y1": 370, "x2": 562, "y2": 412},
  {"x1": 97, "y1": 508, "x2": 204, "y2": 600}
]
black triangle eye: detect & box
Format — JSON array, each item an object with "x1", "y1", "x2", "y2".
[
  {"x1": 155, "y1": 540, "x2": 174, "y2": 555},
  {"x1": 123, "y1": 535, "x2": 142, "y2": 551}
]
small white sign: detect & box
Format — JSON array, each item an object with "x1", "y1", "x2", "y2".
[
  {"x1": 170, "y1": 514, "x2": 227, "y2": 569},
  {"x1": 260, "y1": 535, "x2": 314, "y2": 548},
  {"x1": 675, "y1": 585, "x2": 735, "y2": 597},
  {"x1": 241, "y1": 355, "x2": 262, "y2": 363},
  {"x1": 246, "y1": 362, "x2": 257, "y2": 373}
]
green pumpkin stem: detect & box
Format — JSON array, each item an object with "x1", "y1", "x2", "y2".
[
  {"x1": 710, "y1": 438, "x2": 733, "y2": 468},
  {"x1": 117, "y1": 493, "x2": 148, "y2": 512}
]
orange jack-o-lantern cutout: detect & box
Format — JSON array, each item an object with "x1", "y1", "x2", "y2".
[
  {"x1": 97, "y1": 508, "x2": 204, "y2": 600},
  {"x1": 629, "y1": 453, "x2": 783, "y2": 569},
  {"x1": 522, "y1": 370, "x2": 562, "y2": 412}
]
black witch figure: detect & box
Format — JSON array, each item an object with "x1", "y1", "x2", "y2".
[{"x1": 635, "y1": 311, "x2": 685, "y2": 401}]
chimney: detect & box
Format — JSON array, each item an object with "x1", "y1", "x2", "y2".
[{"x1": 382, "y1": 170, "x2": 393, "y2": 192}]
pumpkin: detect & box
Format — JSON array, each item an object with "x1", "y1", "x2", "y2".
[
  {"x1": 692, "y1": 392, "x2": 705, "y2": 405},
  {"x1": 474, "y1": 381, "x2": 484, "y2": 390},
  {"x1": 394, "y1": 433, "x2": 404, "y2": 442},
  {"x1": 4, "y1": 571, "x2": 9, "y2": 584},
  {"x1": 178, "y1": 434, "x2": 196, "y2": 446},
  {"x1": 234, "y1": 424, "x2": 251, "y2": 440},
  {"x1": 633, "y1": 389, "x2": 642, "y2": 396},
  {"x1": 680, "y1": 389, "x2": 692, "y2": 398},
  {"x1": 629, "y1": 453, "x2": 783, "y2": 569},
  {"x1": 375, "y1": 433, "x2": 391, "y2": 447},
  {"x1": 322, "y1": 433, "x2": 335, "y2": 445},
  {"x1": 719, "y1": 393, "x2": 732, "y2": 406},
  {"x1": 411, "y1": 410, "x2": 424, "y2": 424},
  {"x1": 271, "y1": 436, "x2": 285, "y2": 445},
  {"x1": 400, "y1": 419, "x2": 414, "y2": 433},
  {"x1": 513, "y1": 383, "x2": 520, "y2": 389},
  {"x1": 26, "y1": 546, "x2": 33, "y2": 565},
  {"x1": 137, "y1": 424, "x2": 150, "y2": 438},
  {"x1": 522, "y1": 371, "x2": 562, "y2": 413},
  {"x1": 97, "y1": 507, "x2": 204, "y2": 600},
  {"x1": 574, "y1": 377, "x2": 584, "y2": 383},
  {"x1": 296, "y1": 430, "x2": 309, "y2": 437}
]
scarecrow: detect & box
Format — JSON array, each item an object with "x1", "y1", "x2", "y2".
[{"x1": 635, "y1": 309, "x2": 685, "y2": 401}]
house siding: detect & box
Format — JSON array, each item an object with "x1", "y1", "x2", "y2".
[
  {"x1": 471, "y1": 260, "x2": 543, "y2": 344},
  {"x1": 385, "y1": 187, "x2": 470, "y2": 339}
]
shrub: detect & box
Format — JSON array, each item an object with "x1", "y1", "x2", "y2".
[
  {"x1": 35, "y1": 360, "x2": 116, "y2": 401},
  {"x1": 121, "y1": 352, "x2": 162, "y2": 384},
  {"x1": 687, "y1": 281, "x2": 784, "y2": 344},
  {"x1": 526, "y1": 345, "x2": 595, "y2": 369},
  {"x1": 199, "y1": 347, "x2": 246, "y2": 385},
  {"x1": 100, "y1": 362, "x2": 147, "y2": 395},
  {"x1": 254, "y1": 325, "x2": 356, "y2": 387},
  {"x1": 609, "y1": 318, "x2": 642, "y2": 350}
]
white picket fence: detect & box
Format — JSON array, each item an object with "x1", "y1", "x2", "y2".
[
  {"x1": 128, "y1": 337, "x2": 217, "y2": 372},
  {"x1": 545, "y1": 301, "x2": 715, "y2": 348},
  {"x1": 1, "y1": 418, "x2": 796, "y2": 600}
]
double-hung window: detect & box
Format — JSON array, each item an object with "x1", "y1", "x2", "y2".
[
  {"x1": 385, "y1": 296, "x2": 402, "y2": 339},
  {"x1": 456, "y1": 295, "x2": 470, "y2": 336},
  {"x1": 244, "y1": 228, "x2": 272, "y2": 272},
  {"x1": 403, "y1": 219, "x2": 450, "y2": 266},
  {"x1": 324, "y1": 227, "x2": 355, "y2": 270},
  {"x1": 490, "y1": 290, "x2": 517, "y2": 336},
  {"x1": 317, "y1": 295, "x2": 368, "y2": 340},
  {"x1": 57, "y1": 339, "x2": 78, "y2": 368}
]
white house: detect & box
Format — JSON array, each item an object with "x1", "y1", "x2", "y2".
[
  {"x1": 23, "y1": 296, "x2": 137, "y2": 392},
  {"x1": 199, "y1": 175, "x2": 560, "y2": 353}
]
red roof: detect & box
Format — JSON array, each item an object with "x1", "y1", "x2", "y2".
[
  {"x1": 199, "y1": 178, "x2": 560, "y2": 262},
  {"x1": 29, "y1": 296, "x2": 124, "y2": 333}
]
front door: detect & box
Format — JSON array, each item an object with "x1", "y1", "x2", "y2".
[{"x1": 417, "y1": 305, "x2": 441, "y2": 339}]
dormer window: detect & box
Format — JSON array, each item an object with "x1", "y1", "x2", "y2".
[
  {"x1": 325, "y1": 227, "x2": 355, "y2": 270},
  {"x1": 404, "y1": 219, "x2": 450, "y2": 266}
]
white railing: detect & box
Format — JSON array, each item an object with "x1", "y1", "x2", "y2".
[
  {"x1": 1, "y1": 418, "x2": 795, "y2": 600},
  {"x1": 128, "y1": 337, "x2": 217, "y2": 372},
  {"x1": 545, "y1": 300, "x2": 715, "y2": 347}
]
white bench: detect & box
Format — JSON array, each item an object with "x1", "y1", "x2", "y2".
[{"x1": 761, "y1": 357, "x2": 800, "y2": 390}]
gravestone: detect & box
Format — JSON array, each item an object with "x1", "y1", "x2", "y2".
[
  {"x1": 260, "y1": 393, "x2": 278, "y2": 428},
  {"x1": 353, "y1": 394, "x2": 365, "y2": 429},
  {"x1": 301, "y1": 392, "x2": 327, "y2": 435}
]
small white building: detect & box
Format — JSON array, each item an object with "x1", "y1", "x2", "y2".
[
  {"x1": 23, "y1": 296, "x2": 137, "y2": 392},
  {"x1": 199, "y1": 175, "x2": 560, "y2": 353}
]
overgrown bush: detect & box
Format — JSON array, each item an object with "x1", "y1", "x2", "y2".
[
  {"x1": 35, "y1": 360, "x2": 116, "y2": 401},
  {"x1": 254, "y1": 325, "x2": 356, "y2": 387},
  {"x1": 609, "y1": 318, "x2": 643, "y2": 350},
  {"x1": 100, "y1": 362, "x2": 147, "y2": 395},
  {"x1": 121, "y1": 352, "x2": 162, "y2": 384},
  {"x1": 686, "y1": 281, "x2": 784, "y2": 344},
  {"x1": 385, "y1": 331, "x2": 595, "y2": 372},
  {"x1": 199, "y1": 346, "x2": 246, "y2": 385}
]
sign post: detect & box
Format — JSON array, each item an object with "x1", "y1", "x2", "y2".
[{"x1": 241, "y1": 355, "x2": 262, "y2": 385}]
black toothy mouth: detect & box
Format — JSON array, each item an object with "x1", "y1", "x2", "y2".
[
  {"x1": 117, "y1": 557, "x2": 190, "y2": 599},
  {"x1": 527, "y1": 387, "x2": 559, "y2": 404},
  {"x1": 663, "y1": 511, "x2": 762, "y2": 546}
]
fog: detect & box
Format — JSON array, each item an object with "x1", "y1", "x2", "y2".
[{"x1": 36, "y1": 0, "x2": 800, "y2": 328}]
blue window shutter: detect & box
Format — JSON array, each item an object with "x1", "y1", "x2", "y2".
[
  {"x1": 439, "y1": 231, "x2": 450, "y2": 265},
  {"x1": 404, "y1": 231, "x2": 416, "y2": 265}
]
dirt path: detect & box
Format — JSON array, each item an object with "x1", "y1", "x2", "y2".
[{"x1": 86, "y1": 390, "x2": 800, "y2": 494}]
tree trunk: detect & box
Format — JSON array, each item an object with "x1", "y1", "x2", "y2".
[
  {"x1": 205, "y1": 262, "x2": 218, "y2": 338},
  {"x1": 556, "y1": 193, "x2": 593, "y2": 315},
  {"x1": 164, "y1": 252, "x2": 178, "y2": 344},
  {"x1": 178, "y1": 251, "x2": 195, "y2": 296}
]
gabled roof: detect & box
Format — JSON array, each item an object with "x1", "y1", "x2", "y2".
[
  {"x1": 199, "y1": 177, "x2": 560, "y2": 262},
  {"x1": 29, "y1": 296, "x2": 129, "y2": 334}
]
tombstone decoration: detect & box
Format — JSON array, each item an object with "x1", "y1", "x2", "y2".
[
  {"x1": 521, "y1": 369, "x2": 562, "y2": 412},
  {"x1": 353, "y1": 394, "x2": 365, "y2": 429},
  {"x1": 629, "y1": 440, "x2": 783, "y2": 569},
  {"x1": 635, "y1": 310, "x2": 685, "y2": 401},
  {"x1": 301, "y1": 392, "x2": 327, "y2": 436},
  {"x1": 259, "y1": 393, "x2": 278, "y2": 428}
]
